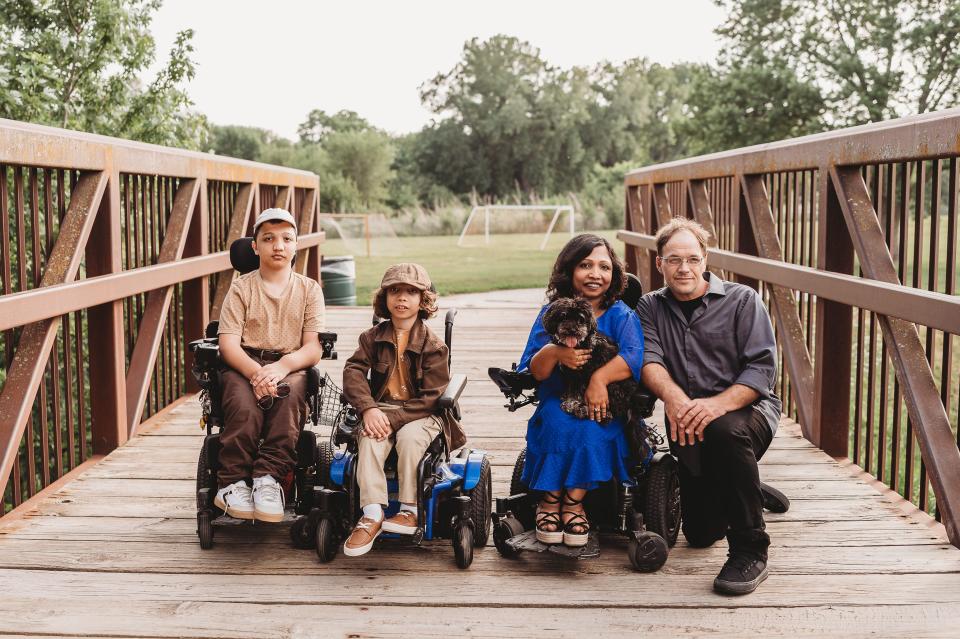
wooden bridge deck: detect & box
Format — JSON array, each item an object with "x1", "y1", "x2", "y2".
[{"x1": 1, "y1": 292, "x2": 959, "y2": 638}]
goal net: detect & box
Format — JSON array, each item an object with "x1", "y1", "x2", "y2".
[
  {"x1": 457, "y1": 205, "x2": 575, "y2": 250},
  {"x1": 318, "y1": 214, "x2": 401, "y2": 257}
]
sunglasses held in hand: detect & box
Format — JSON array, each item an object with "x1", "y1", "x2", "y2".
[{"x1": 257, "y1": 382, "x2": 291, "y2": 411}]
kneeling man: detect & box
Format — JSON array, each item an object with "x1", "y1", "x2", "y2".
[{"x1": 638, "y1": 217, "x2": 783, "y2": 595}]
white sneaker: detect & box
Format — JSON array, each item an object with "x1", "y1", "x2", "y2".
[
  {"x1": 252, "y1": 475, "x2": 285, "y2": 522},
  {"x1": 214, "y1": 480, "x2": 255, "y2": 520}
]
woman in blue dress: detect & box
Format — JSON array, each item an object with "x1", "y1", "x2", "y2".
[{"x1": 518, "y1": 234, "x2": 644, "y2": 546}]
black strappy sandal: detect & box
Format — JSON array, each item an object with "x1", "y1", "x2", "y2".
[
  {"x1": 535, "y1": 492, "x2": 564, "y2": 544},
  {"x1": 562, "y1": 494, "x2": 590, "y2": 547}
]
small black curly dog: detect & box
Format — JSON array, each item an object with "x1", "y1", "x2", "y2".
[{"x1": 542, "y1": 297, "x2": 639, "y2": 424}]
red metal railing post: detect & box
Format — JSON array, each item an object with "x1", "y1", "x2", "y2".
[
  {"x1": 182, "y1": 177, "x2": 210, "y2": 393},
  {"x1": 812, "y1": 165, "x2": 855, "y2": 456}
]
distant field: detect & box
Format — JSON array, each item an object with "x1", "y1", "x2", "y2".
[{"x1": 319, "y1": 230, "x2": 621, "y2": 305}]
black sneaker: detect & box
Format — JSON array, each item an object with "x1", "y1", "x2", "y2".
[
  {"x1": 713, "y1": 553, "x2": 769, "y2": 595},
  {"x1": 760, "y1": 481, "x2": 790, "y2": 513}
]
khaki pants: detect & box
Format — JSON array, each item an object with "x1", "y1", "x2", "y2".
[{"x1": 357, "y1": 404, "x2": 442, "y2": 507}]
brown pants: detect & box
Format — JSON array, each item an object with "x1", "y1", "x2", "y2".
[{"x1": 217, "y1": 362, "x2": 308, "y2": 488}]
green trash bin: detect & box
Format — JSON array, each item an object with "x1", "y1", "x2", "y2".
[{"x1": 321, "y1": 255, "x2": 357, "y2": 306}]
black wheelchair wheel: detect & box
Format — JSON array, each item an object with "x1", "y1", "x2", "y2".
[
  {"x1": 197, "y1": 511, "x2": 214, "y2": 550},
  {"x1": 644, "y1": 456, "x2": 681, "y2": 547},
  {"x1": 315, "y1": 517, "x2": 338, "y2": 563},
  {"x1": 196, "y1": 439, "x2": 223, "y2": 518},
  {"x1": 467, "y1": 456, "x2": 492, "y2": 547},
  {"x1": 628, "y1": 531, "x2": 668, "y2": 572},
  {"x1": 453, "y1": 523, "x2": 474, "y2": 569},
  {"x1": 509, "y1": 448, "x2": 536, "y2": 530},
  {"x1": 493, "y1": 516, "x2": 524, "y2": 558},
  {"x1": 316, "y1": 440, "x2": 334, "y2": 488},
  {"x1": 290, "y1": 517, "x2": 316, "y2": 549}
]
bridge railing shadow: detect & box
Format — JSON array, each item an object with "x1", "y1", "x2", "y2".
[
  {"x1": 0, "y1": 119, "x2": 326, "y2": 516},
  {"x1": 620, "y1": 108, "x2": 960, "y2": 547}
]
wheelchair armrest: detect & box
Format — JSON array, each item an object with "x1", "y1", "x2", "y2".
[
  {"x1": 487, "y1": 367, "x2": 536, "y2": 398},
  {"x1": 632, "y1": 385, "x2": 657, "y2": 419},
  {"x1": 306, "y1": 365, "x2": 321, "y2": 395},
  {"x1": 318, "y1": 331, "x2": 338, "y2": 360},
  {"x1": 439, "y1": 373, "x2": 467, "y2": 409}
]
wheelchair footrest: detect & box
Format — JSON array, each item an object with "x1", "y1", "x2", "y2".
[
  {"x1": 212, "y1": 508, "x2": 299, "y2": 526},
  {"x1": 504, "y1": 529, "x2": 600, "y2": 559}
]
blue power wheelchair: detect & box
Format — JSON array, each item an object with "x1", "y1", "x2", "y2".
[
  {"x1": 189, "y1": 238, "x2": 338, "y2": 549},
  {"x1": 291, "y1": 308, "x2": 492, "y2": 569},
  {"x1": 486, "y1": 274, "x2": 681, "y2": 572}
]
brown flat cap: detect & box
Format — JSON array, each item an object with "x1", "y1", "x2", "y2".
[{"x1": 380, "y1": 263, "x2": 431, "y2": 291}]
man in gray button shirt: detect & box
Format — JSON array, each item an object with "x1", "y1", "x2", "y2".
[{"x1": 637, "y1": 217, "x2": 784, "y2": 595}]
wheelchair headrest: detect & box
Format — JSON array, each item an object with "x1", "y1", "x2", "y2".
[
  {"x1": 620, "y1": 273, "x2": 644, "y2": 310},
  {"x1": 229, "y1": 236, "x2": 296, "y2": 274},
  {"x1": 230, "y1": 237, "x2": 259, "y2": 274}
]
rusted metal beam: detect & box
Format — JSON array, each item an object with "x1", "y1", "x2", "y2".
[
  {"x1": 275, "y1": 185, "x2": 292, "y2": 211},
  {"x1": 625, "y1": 108, "x2": 960, "y2": 185},
  {"x1": 181, "y1": 178, "x2": 210, "y2": 394},
  {"x1": 125, "y1": 179, "x2": 200, "y2": 433},
  {"x1": 85, "y1": 165, "x2": 127, "y2": 454},
  {"x1": 0, "y1": 170, "x2": 108, "y2": 500},
  {"x1": 651, "y1": 183, "x2": 673, "y2": 227},
  {"x1": 624, "y1": 186, "x2": 651, "y2": 292},
  {"x1": 812, "y1": 168, "x2": 855, "y2": 457},
  {"x1": 618, "y1": 230, "x2": 960, "y2": 335},
  {"x1": 209, "y1": 183, "x2": 254, "y2": 319},
  {"x1": 0, "y1": 232, "x2": 325, "y2": 332},
  {"x1": 739, "y1": 175, "x2": 815, "y2": 432},
  {"x1": 295, "y1": 187, "x2": 318, "y2": 277},
  {"x1": 831, "y1": 165, "x2": 960, "y2": 546},
  {"x1": 0, "y1": 118, "x2": 319, "y2": 188}
]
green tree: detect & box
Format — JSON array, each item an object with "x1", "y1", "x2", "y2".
[
  {"x1": 209, "y1": 125, "x2": 272, "y2": 160},
  {"x1": 323, "y1": 129, "x2": 395, "y2": 208},
  {"x1": 681, "y1": 57, "x2": 828, "y2": 154},
  {"x1": 716, "y1": 0, "x2": 960, "y2": 124},
  {"x1": 297, "y1": 109, "x2": 373, "y2": 145},
  {"x1": 0, "y1": 0, "x2": 206, "y2": 148}
]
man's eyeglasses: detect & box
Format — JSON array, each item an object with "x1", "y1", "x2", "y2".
[
  {"x1": 660, "y1": 255, "x2": 704, "y2": 267},
  {"x1": 257, "y1": 382, "x2": 291, "y2": 411}
]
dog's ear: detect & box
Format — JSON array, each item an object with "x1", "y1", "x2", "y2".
[{"x1": 542, "y1": 302, "x2": 561, "y2": 334}]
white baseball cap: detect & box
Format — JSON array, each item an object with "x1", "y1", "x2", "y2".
[{"x1": 253, "y1": 208, "x2": 297, "y2": 235}]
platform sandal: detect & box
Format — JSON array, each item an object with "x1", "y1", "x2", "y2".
[
  {"x1": 535, "y1": 492, "x2": 564, "y2": 544},
  {"x1": 562, "y1": 494, "x2": 590, "y2": 547}
]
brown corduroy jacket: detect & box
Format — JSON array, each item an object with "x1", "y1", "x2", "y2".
[{"x1": 342, "y1": 318, "x2": 467, "y2": 451}]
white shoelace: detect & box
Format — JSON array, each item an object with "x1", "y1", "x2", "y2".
[{"x1": 254, "y1": 481, "x2": 284, "y2": 509}]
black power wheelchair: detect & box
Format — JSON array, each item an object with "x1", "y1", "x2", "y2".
[
  {"x1": 486, "y1": 274, "x2": 682, "y2": 572},
  {"x1": 293, "y1": 308, "x2": 493, "y2": 569},
  {"x1": 189, "y1": 238, "x2": 338, "y2": 549}
]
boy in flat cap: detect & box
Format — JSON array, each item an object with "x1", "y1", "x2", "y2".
[
  {"x1": 341, "y1": 263, "x2": 466, "y2": 556},
  {"x1": 214, "y1": 208, "x2": 325, "y2": 523}
]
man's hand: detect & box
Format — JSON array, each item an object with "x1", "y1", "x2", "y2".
[
  {"x1": 585, "y1": 374, "x2": 609, "y2": 421},
  {"x1": 557, "y1": 346, "x2": 591, "y2": 370},
  {"x1": 362, "y1": 407, "x2": 392, "y2": 441},
  {"x1": 250, "y1": 362, "x2": 291, "y2": 390},
  {"x1": 675, "y1": 397, "x2": 729, "y2": 445}
]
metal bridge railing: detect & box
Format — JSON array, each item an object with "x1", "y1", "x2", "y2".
[
  {"x1": 620, "y1": 108, "x2": 960, "y2": 547},
  {"x1": 0, "y1": 119, "x2": 325, "y2": 515}
]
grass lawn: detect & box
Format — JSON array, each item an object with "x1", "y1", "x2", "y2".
[{"x1": 319, "y1": 230, "x2": 621, "y2": 305}]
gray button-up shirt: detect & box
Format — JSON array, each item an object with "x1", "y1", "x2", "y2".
[{"x1": 637, "y1": 272, "x2": 782, "y2": 435}]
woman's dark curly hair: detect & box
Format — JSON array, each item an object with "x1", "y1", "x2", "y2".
[
  {"x1": 372, "y1": 286, "x2": 438, "y2": 320},
  {"x1": 546, "y1": 234, "x2": 626, "y2": 310}
]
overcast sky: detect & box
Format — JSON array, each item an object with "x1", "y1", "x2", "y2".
[{"x1": 150, "y1": 0, "x2": 725, "y2": 140}]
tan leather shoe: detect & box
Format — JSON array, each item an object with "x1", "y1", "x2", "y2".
[
  {"x1": 343, "y1": 517, "x2": 382, "y2": 557},
  {"x1": 381, "y1": 510, "x2": 418, "y2": 535}
]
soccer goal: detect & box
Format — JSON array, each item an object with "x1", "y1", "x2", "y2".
[
  {"x1": 456, "y1": 205, "x2": 575, "y2": 250},
  {"x1": 318, "y1": 213, "x2": 400, "y2": 257}
]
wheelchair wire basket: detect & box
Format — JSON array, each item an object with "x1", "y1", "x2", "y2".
[{"x1": 314, "y1": 372, "x2": 349, "y2": 428}]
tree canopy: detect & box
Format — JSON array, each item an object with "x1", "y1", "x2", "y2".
[{"x1": 0, "y1": 0, "x2": 206, "y2": 148}]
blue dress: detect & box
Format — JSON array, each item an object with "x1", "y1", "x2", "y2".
[{"x1": 518, "y1": 300, "x2": 645, "y2": 491}]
